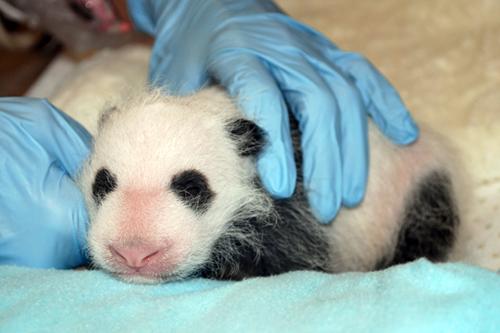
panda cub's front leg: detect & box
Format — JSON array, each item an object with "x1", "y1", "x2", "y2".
[{"x1": 325, "y1": 124, "x2": 461, "y2": 272}]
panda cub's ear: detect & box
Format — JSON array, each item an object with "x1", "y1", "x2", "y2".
[
  {"x1": 98, "y1": 105, "x2": 119, "y2": 131},
  {"x1": 226, "y1": 118, "x2": 266, "y2": 157}
]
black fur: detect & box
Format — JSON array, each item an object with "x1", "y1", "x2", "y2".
[
  {"x1": 98, "y1": 106, "x2": 118, "y2": 129},
  {"x1": 92, "y1": 168, "x2": 117, "y2": 205},
  {"x1": 226, "y1": 119, "x2": 266, "y2": 156},
  {"x1": 200, "y1": 181, "x2": 330, "y2": 280},
  {"x1": 203, "y1": 117, "x2": 460, "y2": 278},
  {"x1": 387, "y1": 172, "x2": 459, "y2": 266},
  {"x1": 170, "y1": 169, "x2": 215, "y2": 214}
]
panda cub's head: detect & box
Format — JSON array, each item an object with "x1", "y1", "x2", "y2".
[{"x1": 79, "y1": 88, "x2": 270, "y2": 283}]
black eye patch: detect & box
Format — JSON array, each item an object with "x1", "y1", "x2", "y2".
[
  {"x1": 170, "y1": 169, "x2": 214, "y2": 214},
  {"x1": 92, "y1": 168, "x2": 117, "y2": 205}
]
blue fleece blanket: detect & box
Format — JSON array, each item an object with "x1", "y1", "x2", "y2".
[{"x1": 0, "y1": 259, "x2": 499, "y2": 333}]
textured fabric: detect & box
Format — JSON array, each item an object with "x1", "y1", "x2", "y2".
[{"x1": 1, "y1": 259, "x2": 499, "y2": 332}]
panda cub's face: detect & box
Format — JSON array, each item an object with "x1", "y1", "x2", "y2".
[{"x1": 79, "y1": 89, "x2": 266, "y2": 284}]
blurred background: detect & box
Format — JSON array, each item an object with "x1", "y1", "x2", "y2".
[{"x1": 0, "y1": 0, "x2": 144, "y2": 96}]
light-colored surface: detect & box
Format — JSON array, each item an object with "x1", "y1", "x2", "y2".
[
  {"x1": 44, "y1": 46, "x2": 150, "y2": 134},
  {"x1": 30, "y1": 1, "x2": 500, "y2": 271},
  {"x1": 2, "y1": 260, "x2": 500, "y2": 332},
  {"x1": 26, "y1": 55, "x2": 77, "y2": 98}
]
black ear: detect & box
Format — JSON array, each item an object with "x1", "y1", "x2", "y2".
[
  {"x1": 98, "y1": 105, "x2": 119, "y2": 130},
  {"x1": 226, "y1": 119, "x2": 266, "y2": 157}
]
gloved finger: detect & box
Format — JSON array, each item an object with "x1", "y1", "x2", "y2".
[
  {"x1": 291, "y1": 92, "x2": 343, "y2": 223},
  {"x1": 0, "y1": 164, "x2": 89, "y2": 268},
  {"x1": 148, "y1": 41, "x2": 210, "y2": 94},
  {"x1": 273, "y1": 60, "x2": 343, "y2": 223},
  {"x1": 315, "y1": 61, "x2": 369, "y2": 207},
  {"x1": 126, "y1": 0, "x2": 208, "y2": 92},
  {"x1": 208, "y1": 52, "x2": 296, "y2": 198},
  {"x1": 332, "y1": 52, "x2": 419, "y2": 145},
  {"x1": 126, "y1": 0, "x2": 156, "y2": 35},
  {"x1": 41, "y1": 163, "x2": 90, "y2": 266},
  {"x1": 0, "y1": 98, "x2": 91, "y2": 179}
]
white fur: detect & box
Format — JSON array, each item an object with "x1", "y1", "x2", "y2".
[
  {"x1": 327, "y1": 122, "x2": 464, "y2": 271},
  {"x1": 79, "y1": 88, "x2": 272, "y2": 282},
  {"x1": 79, "y1": 87, "x2": 463, "y2": 282}
]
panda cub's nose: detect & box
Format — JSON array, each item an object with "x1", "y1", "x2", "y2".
[{"x1": 109, "y1": 244, "x2": 163, "y2": 269}]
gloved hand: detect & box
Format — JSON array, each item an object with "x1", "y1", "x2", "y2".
[
  {"x1": 128, "y1": 0, "x2": 419, "y2": 223},
  {"x1": 0, "y1": 98, "x2": 91, "y2": 268}
]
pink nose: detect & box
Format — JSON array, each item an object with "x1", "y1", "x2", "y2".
[{"x1": 109, "y1": 245, "x2": 163, "y2": 269}]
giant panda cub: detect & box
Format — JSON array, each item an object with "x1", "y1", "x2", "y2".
[{"x1": 79, "y1": 87, "x2": 461, "y2": 284}]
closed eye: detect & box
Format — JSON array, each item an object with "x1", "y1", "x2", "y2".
[
  {"x1": 170, "y1": 169, "x2": 214, "y2": 213},
  {"x1": 92, "y1": 168, "x2": 117, "y2": 205}
]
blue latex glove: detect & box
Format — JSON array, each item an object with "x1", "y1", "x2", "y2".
[
  {"x1": 0, "y1": 98, "x2": 91, "y2": 268},
  {"x1": 129, "y1": 0, "x2": 419, "y2": 223}
]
